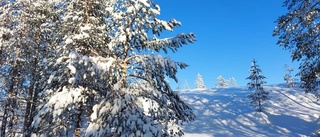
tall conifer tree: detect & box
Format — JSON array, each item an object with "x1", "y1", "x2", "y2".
[
  {"x1": 30, "y1": 0, "x2": 196, "y2": 136},
  {"x1": 246, "y1": 59, "x2": 268, "y2": 112}
]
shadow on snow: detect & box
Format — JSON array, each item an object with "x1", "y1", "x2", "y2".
[{"x1": 179, "y1": 86, "x2": 320, "y2": 137}]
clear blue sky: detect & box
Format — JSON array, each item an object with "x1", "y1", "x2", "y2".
[{"x1": 154, "y1": 0, "x2": 299, "y2": 89}]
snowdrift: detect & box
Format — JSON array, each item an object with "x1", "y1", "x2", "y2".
[{"x1": 179, "y1": 85, "x2": 320, "y2": 137}]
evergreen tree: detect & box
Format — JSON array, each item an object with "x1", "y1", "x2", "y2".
[
  {"x1": 215, "y1": 75, "x2": 228, "y2": 88},
  {"x1": 195, "y1": 73, "x2": 206, "y2": 89},
  {"x1": 284, "y1": 64, "x2": 295, "y2": 87},
  {"x1": 246, "y1": 59, "x2": 268, "y2": 112},
  {"x1": 176, "y1": 82, "x2": 181, "y2": 91},
  {"x1": 30, "y1": 0, "x2": 195, "y2": 136},
  {"x1": 184, "y1": 80, "x2": 190, "y2": 90},
  {"x1": 228, "y1": 77, "x2": 238, "y2": 87},
  {"x1": 274, "y1": 0, "x2": 320, "y2": 98}
]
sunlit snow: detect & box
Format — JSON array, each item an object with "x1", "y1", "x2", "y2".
[{"x1": 179, "y1": 85, "x2": 320, "y2": 137}]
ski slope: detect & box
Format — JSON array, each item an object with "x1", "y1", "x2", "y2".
[{"x1": 179, "y1": 85, "x2": 320, "y2": 137}]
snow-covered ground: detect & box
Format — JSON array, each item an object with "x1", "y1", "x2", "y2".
[{"x1": 179, "y1": 85, "x2": 320, "y2": 137}]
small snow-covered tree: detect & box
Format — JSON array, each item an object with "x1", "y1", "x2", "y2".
[
  {"x1": 246, "y1": 59, "x2": 268, "y2": 112},
  {"x1": 176, "y1": 82, "x2": 181, "y2": 91},
  {"x1": 215, "y1": 75, "x2": 228, "y2": 88},
  {"x1": 31, "y1": 0, "x2": 196, "y2": 136},
  {"x1": 228, "y1": 77, "x2": 238, "y2": 87},
  {"x1": 183, "y1": 80, "x2": 190, "y2": 90},
  {"x1": 284, "y1": 64, "x2": 295, "y2": 87},
  {"x1": 195, "y1": 73, "x2": 206, "y2": 89}
]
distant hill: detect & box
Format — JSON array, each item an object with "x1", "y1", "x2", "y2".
[{"x1": 179, "y1": 85, "x2": 320, "y2": 137}]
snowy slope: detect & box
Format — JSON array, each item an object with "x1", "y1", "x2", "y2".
[{"x1": 179, "y1": 85, "x2": 320, "y2": 137}]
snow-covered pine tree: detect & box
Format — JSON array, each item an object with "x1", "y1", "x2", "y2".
[
  {"x1": 284, "y1": 64, "x2": 295, "y2": 87},
  {"x1": 228, "y1": 77, "x2": 238, "y2": 87},
  {"x1": 246, "y1": 59, "x2": 268, "y2": 112},
  {"x1": 31, "y1": 0, "x2": 196, "y2": 136},
  {"x1": 195, "y1": 73, "x2": 206, "y2": 89},
  {"x1": 31, "y1": 0, "x2": 121, "y2": 136},
  {"x1": 215, "y1": 75, "x2": 228, "y2": 88},
  {"x1": 274, "y1": 0, "x2": 320, "y2": 98}
]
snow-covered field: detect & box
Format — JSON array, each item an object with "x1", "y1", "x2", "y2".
[{"x1": 179, "y1": 85, "x2": 320, "y2": 137}]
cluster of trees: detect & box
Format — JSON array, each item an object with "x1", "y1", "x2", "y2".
[
  {"x1": 0, "y1": 0, "x2": 195, "y2": 136},
  {"x1": 190, "y1": 64, "x2": 296, "y2": 91},
  {"x1": 191, "y1": 74, "x2": 238, "y2": 90},
  {"x1": 215, "y1": 75, "x2": 237, "y2": 88}
]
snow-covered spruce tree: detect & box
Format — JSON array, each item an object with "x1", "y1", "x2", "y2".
[
  {"x1": 31, "y1": 0, "x2": 195, "y2": 136},
  {"x1": 215, "y1": 75, "x2": 228, "y2": 88},
  {"x1": 284, "y1": 64, "x2": 295, "y2": 87},
  {"x1": 228, "y1": 77, "x2": 237, "y2": 87},
  {"x1": 246, "y1": 59, "x2": 268, "y2": 112},
  {"x1": 273, "y1": 0, "x2": 320, "y2": 98},
  {"x1": 195, "y1": 73, "x2": 206, "y2": 89}
]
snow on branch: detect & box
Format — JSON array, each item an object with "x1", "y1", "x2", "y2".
[
  {"x1": 147, "y1": 33, "x2": 196, "y2": 53},
  {"x1": 133, "y1": 54, "x2": 188, "y2": 84},
  {"x1": 32, "y1": 86, "x2": 85, "y2": 134}
]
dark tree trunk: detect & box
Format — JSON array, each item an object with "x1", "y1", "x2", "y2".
[
  {"x1": 23, "y1": 57, "x2": 38, "y2": 137},
  {"x1": 5, "y1": 65, "x2": 18, "y2": 137},
  {"x1": 28, "y1": 82, "x2": 40, "y2": 136},
  {"x1": 1, "y1": 103, "x2": 8, "y2": 137},
  {"x1": 74, "y1": 103, "x2": 83, "y2": 137}
]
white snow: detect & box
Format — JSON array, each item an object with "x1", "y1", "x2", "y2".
[
  {"x1": 65, "y1": 38, "x2": 73, "y2": 44},
  {"x1": 89, "y1": 56, "x2": 115, "y2": 73},
  {"x1": 139, "y1": 0, "x2": 150, "y2": 7},
  {"x1": 160, "y1": 20, "x2": 172, "y2": 31},
  {"x1": 32, "y1": 86, "x2": 85, "y2": 127},
  {"x1": 118, "y1": 33, "x2": 126, "y2": 42},
  {"x1": 47, "y1": 75, "x2": 55, "y2": 84},
  {"x1": 67, "y1": 64, "x2": 76, "y2": 74},
  {"x1": 80, "y1": 25, "x2": 91, "y2": 32},
  {"x1": 73, "y1": 32, "x2": 90, "y2": 40},
  {"x1": 149, "y1": 8, "x2": 160, "y2": 15},
  {"x1": 127, "y1": 6, "x2": 135, "y2": 13},
  {"x1": 180, "y1": 85, "x2": 320, "y2": 137}
]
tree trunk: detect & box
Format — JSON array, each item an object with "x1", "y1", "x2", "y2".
[
  {"x1": 74, "y1": 102, "x2": 83, "y2": 137},
  {"x1": 258, "y1": 101, "x2": 262, "y2": 112},
  {"x1": 1, "y1": 103, "x2": 8, "y2": 137},
  {"x1": 27, "y1": 82, "x2": 40, "y2": 136},
  {"x1": 6, "y1": 66, "x2": 18, "y2": 137},
  {"x1": 23, "y1": 57, "x2": 38, "y2": 137},
  {"x1": 22, "y1": 82, "x2": 34, "y2": 137}
]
